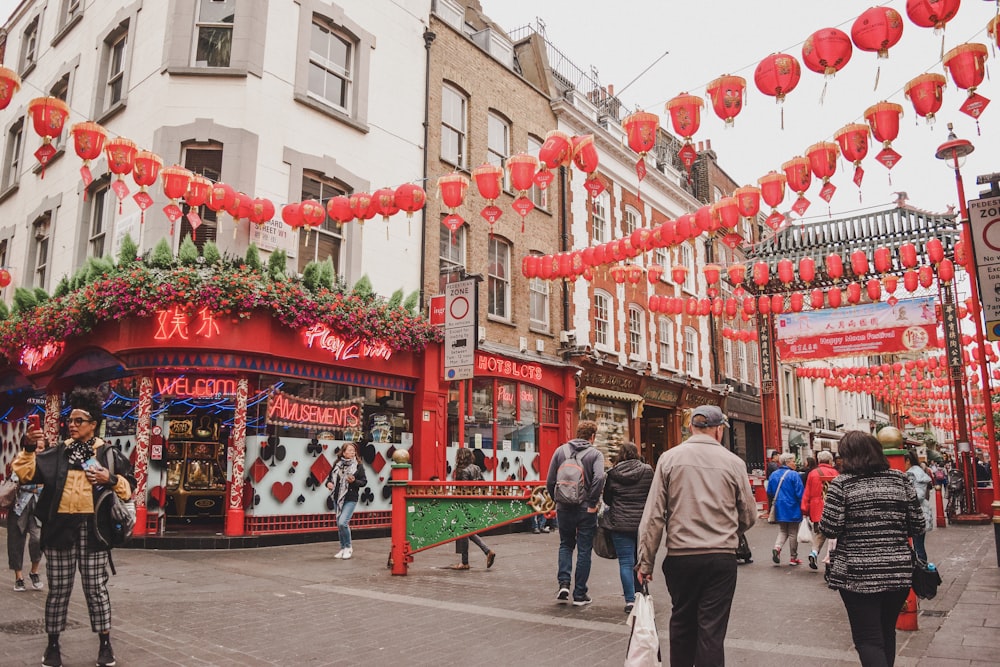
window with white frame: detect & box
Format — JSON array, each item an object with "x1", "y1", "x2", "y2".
[
  {"x1": 31, "y1": 215, "x2": 51, "y2": 289},
  {"x1": 658, "y1": 317, "x2": 674, "y2": 368},
  {"x1": 527, "y1": 135, "x2": 547, "y2": 208},
  {"x1": 88, "y1": 183, "x2": 114, "y2": 258},
  {"x1": 723, "y1": 338, "x2": 734, "y2": 378},
  {"x1": 681, "y1": 243, "x2": 695, "y2": 293},
  {"x1": 594, "y1": 290, "x2": 612, "y2": 348},
  {"x1": 193, "y1": 0, "x2": 235, "y2": 67},
  {"x1": 628, "y1": 306, "x2": 644, "y2": 358},
  {"x1": 592, "y1": 193, "x2": 608, "y2": 244},
  {"x1": 439, "y1": 224, "x2": 466, "y2": 294},
  {"x1": 62, "y1": 0, "x2": 82, "y2": 27},
  {"x1": 529, "y1": 254, "x2": 549, "y2": 329},
  {"x1": 308, "y1": 18, "x2": 353, "y2": 112},
  {"x1": 749, "y1": 345, "x2": 760, "y2": 384},
  {"x1": 488, "y1": 237, "x2": 511, "y2": 319},
  {"x1": 655, "y1": 246, "x2": 670, "y2": 277},
  {"x1": 684, "y1": 326, "x2": 698, "y2": 376},
  {"x1": 737, "y1": 341, "x2": 748, "y2": 383},
  {"x1": 3, "y1": 118, "x2": 23, "y2": 191},
  {"x1": 487, "y1": 112, "x2": 509, "y2": 189},
  {"x1": 441, "y1": 84, "x2": 467, "y2": 168},
  {"x1": 0, "y1": 239, "x2": 7, "y2": 268},
  {"x1": 20, "y1": 16, "x2": 39, "y2": 73},
  {"x1": 106, "y1": 30, "x2": 128, "y2": 108},
  {"x1": 623, "y1": 205, "x2": 639, "y2": 237},
  {"x1": 783, "y1": 368, "x2": 797, "y2": 418},
  {"x1": 298, "y1": 171, "x2": 346, "y2": 274}
]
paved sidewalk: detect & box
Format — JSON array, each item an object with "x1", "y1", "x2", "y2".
[{"x1": 0, "y1": 517, "x2": 997, "y2": 666}]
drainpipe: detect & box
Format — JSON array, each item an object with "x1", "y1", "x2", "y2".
[
  {"x1": 418, "y1": 28, "x2": 436, "y2": 311},
  {"x1": 560, "y1": 165, "x2": 570, "y2": 331}
]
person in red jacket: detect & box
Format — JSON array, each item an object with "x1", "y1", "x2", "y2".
[{"x1": 801, "y1": 450, "x2": 839, "y2": 571}]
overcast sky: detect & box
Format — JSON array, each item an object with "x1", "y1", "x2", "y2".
[
  {"x1": 482, "y1": 0, "x2": 998, "y2": 220},
  {"x1": 2, "y1": 1, "x2": 994, "y2": 217}
]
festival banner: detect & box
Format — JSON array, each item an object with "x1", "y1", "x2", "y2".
[{"x1": 774, "y1": 297, "x2": 941, "y2": 362}]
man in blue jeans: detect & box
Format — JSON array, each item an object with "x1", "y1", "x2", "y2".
[{"x1": 545, "y1": 420, "x2": 605, "y2": 606}]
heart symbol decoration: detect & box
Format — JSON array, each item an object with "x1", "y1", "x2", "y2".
[{"x1": 271, "y1": 481, "x2": 293, "y2": 503}]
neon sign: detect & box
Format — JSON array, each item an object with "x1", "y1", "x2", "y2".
[
  {"x1": 266, "y1": 389, "x2": 362, "y2": 429},
  {"x1": 476, "y1": 353, "x2": 543, "y2": 381},
  {"x1": 155, "y1": 376, "x2": 238, "y2": 398},
  {"x1": 303, "y1": 324, "x2": 393, "y2": 361},
  {"x1": 20, "y1": 341, "x2": 64, "y2": 370},
  {"x1": 154, "y1": 306, "x2": 222, "y2": 341}
]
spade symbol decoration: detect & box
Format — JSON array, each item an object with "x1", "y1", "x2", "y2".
[
  {"x1": 360, "y1": 440, "x2": 377, "y2": 465},
  {"x1": 296, "y1": 494, "x2": 306, "y2": 504}
]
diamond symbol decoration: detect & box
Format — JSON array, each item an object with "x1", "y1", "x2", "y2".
[
  {"x1": 249, "y1": 457, "x2": 269, "y2": 484},
  {"x1": 309, "y1": 455, "x2": 333, "y2": 487}
]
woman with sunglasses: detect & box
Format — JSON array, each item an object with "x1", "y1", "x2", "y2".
[{"x1": 14, "y1": 387, "x2": 136, "y2": 667}]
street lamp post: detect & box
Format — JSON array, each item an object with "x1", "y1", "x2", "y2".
[{"x1": 935, "y1": 124, "x2": 1000, "y2": 560}]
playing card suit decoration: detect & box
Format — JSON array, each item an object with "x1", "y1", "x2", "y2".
[{"x1": 271, "y1": 482, "x2": 293, "y2": 503}]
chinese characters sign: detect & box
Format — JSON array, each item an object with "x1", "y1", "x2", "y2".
[{"x1": 154, "y1": 306, "x2": 222, "y2": 341}]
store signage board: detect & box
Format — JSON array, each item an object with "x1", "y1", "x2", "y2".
[
  {"x1": 444, "y1": 279, "x2": 476, "y2": 381},
  {"x1": 967, "y1": 196, "x2": 1000, "y2": 341}
]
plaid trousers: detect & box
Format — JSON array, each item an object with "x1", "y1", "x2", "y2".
[{"x1": 43, "y1": 520, "x2": 112, "y2": 634}]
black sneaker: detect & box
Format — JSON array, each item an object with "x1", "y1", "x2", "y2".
[
  {"x1": 808, "y1": 551, "x2": 818, "y2": 570},
  {"x1": 771, "y1": 548, "x2": 780, "y2": 564},
  {"x1": 97, "y1": 639, "x2": 116, "y2": 667},
  {"x1": 624, "y1": 603, "x2": 635, "y2": 614},
  {"x1": 42, "y1": 641, "x2": 62, "y2": 667},
  {"x1": 29, "y1": 573, "x2": 43, "y2": 590},
  {"x1": 573, "y1": 594, "x2": 593, "y2": 607},
  {"x1": 556, "y1": 585, "x2": 570, "y2": 603},
  {"x1": 14, "y1": 578, "x2": 25, "y2": 592}
]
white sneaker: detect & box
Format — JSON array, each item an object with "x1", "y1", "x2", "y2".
[
  {"x1": 333, "y1": 549, "x2": 345, "y2": 559},
  {"x1": 341, "y1": 548, "x2": 353, "y2": 560}
]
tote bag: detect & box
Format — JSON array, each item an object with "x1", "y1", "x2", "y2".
[{"x1": 625, "y1": 586, "x2": 661, "y2": 667}]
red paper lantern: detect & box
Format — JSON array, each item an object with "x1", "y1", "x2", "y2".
[
  {"x1": 227, "y1": 192, "x2": 252, "y2": 221},
  {"x1": 695, "y1": 205, "x2": 717, "y2": 236},
  {"x1": 937, "y1": 258, "x2": 955, "y2": 283},
  {"x1": 506, "y1": 154, "x2": 537, "y2": 194},
  {"x1": 925, "y1": 238, "x2": 944, "y2": 264},
  {"x1": 864, "y1": 101, "x2": 904, "y2": 170},
  {"x1": 703, "y1": 264, "x2": 722, "y2": 285},
  {"x1": 665, "y1": 94, "x2": 703, "y2": 139},
  {"x1": 327, "y1": 195, "x2": 353, "y2": 227},
  {"x1": 105, "y1": 136, "x2": 138, "y2": 177},
  {"x1": 799, "y1": 257, "x2": 816, "y2": 284},
  {"x1": 904, "y1": 270, "x2": 919, "y2": 292},
  {"x1": 0, "y1": 268, "x2": 10, "y2": 288},
  {"x1": 743, "y1": 297, "x2": 757, "y2": 316},
  {"x1": 727, "y1": 263, "x2": 746, "y2": 285},
  {"x1": 624, "y1": 264, "x2": 644, "y2": 285},
  {"x1": 782, "y1": 156, "x2": 812, "y2": 196},
  {"x1": 671, "y1": 265, "x2": 688, "y2": 285},
  {"x1": 473, "y1": 164, "x2": 503, "y2": 202},
  {"x1": 372, "y1": 187, "x2": 399, "y2": 222},
  {"x1": 758, "y1": 295, "x2": 772, "y2": 315},
  {"x1": 802, "y1": 28, "x2": 853, "y2": 78},
  {"x1": 752, "y1": 261, "x2": 770, "y2": 287},
  {"x1": 725, "y1": 298, "x2": 738, "y2": 318},
  {"x1": 394, "y1": 183, "x2": 426, "y2": 218},
  {"x1": 852, "y1": 7, "x2": 904, "y2": 59},
  {"x1": 850, "y1": 249, "x2": 869, "y2": 277},
  {"x1": 918, "y1": 265, "x2": 935, "y2": 288},
  {"x1": 348, "y1": 192, "x2": 376, "y2": 225},
  {"x1": 790, "y1": 292, "x2": 804, "y2": 312},
  {"x1": 990, "y1": 16, "x2": 1000, "y2": 51},
  {"x1": 571, "y1": 134, "x2": 599, "y2": 173},
  {"x1": 734, "y1": 185, "x2": 761, "y2": 218},
  {"x1": 675, "y1": 214, "x2": 694, "y2": 240},
  {"x1": 705, "y1": 75, "x2": 745, "y2": 127},
  {"x1": 904, "y1": 73, "x2": 946, "y2": 124},
  {"x1": 713, "y1": 197, "x2": 740, "y2": 230},
  {"x1": 899, "y1": 243, "x2": 918, "y2": 268},
  {"x1": 438, "y1": 173, "x2": 469, "y2": 211},
  {"x1": 806, "y1": 141, "x2": 839, "y2": 191},
  {"x1": 754, "y1": 53, "x2": 802, "y2": 103},
  {"x1": 522, "y1": 255, "x2": 540, "y2": 279},
  {"x1": 0, "y1": 66, "x2": 21, "y2": 110},
  {"x1": 758, "y1": 171, "x2": 787, "y2": 229},
  {"x1": 206, "y1": 182, "x2": 235, "y2": 212},
  {"x1": 874, "y1": 247, "x2": 892, "y2": 273},
  {"x1": 248, "y1": 198, "x2": 275, "y2": 225},
  {"x1": 777, "y1": 258, "x2": 794, "y2": 286},
  {"x1": 27, "y1": 96, "x2": 70, "y2": 142},
  {"x1": 826, "y1": 253, "x2": 844, "y2": 281},
  {"x1": 810, "y1": 288, "x2": 825, "y2": 309},
  {"x1": 828, "y1": 287, "x2": 843, "y2": 308},
  {"x1": 160, "y1": 164, "x2": 192, "y2": 226},
  {"x1": 132, "y1": 151, "x2": 162, "y2": 189},
  {"x1": 71, "y1": 121, "x2": 107, "y2": 165},
  {"x1": 647, "y1": 264, "x2": 664, "y2": 283},
  {"x1": 943, "y1": 43, "x2": 990, "y2": 118},
  {"x1": 622, "y1": 111, "x2": 660, "y2": 156},
  {"x1": 834, "y1": 123, "x2": 870, "y2": 187},
  {"x1": 185, "y1": 175, "x2": 210, "y2": 207},
  {"x1": 884, "y1": 274, "x2": 898, "y2": 294},
  {"x1": 281, "y1": 203, "x2": 304, "y2": 229},
  {"x1": 906, "y1": 0, "x2": 960, "y2": 31},
  {"x1": 538, "y1": 130, "x2": 572, "y2": 169}
]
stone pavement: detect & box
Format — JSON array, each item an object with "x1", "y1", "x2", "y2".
[{"x1": 0, "y1": 516, "x2": 997, "y2": 666}]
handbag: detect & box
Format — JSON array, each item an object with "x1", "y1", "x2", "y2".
[
  {"x1": 797, "y1": 518, "x2": 813, "y2": 543},
  {"x1": 767, "y1": 470, "x2": 789, "y2": 524},
  {"x1": 625, "y1": 584, "x2": 662, "y2": 667},
  {"x1": 593, "y1": 524, "x2": 617, "y2": 559},
  {"x1": 0, "y1": 478, "x2": 18, "y2": 510},
  {"x1": 911, "y1": 552, "x2": 942, "y2": 600}
]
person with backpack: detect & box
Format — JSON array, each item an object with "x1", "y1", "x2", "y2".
[
  {"x1": 14, "y1": 387, "x2": 136, "y2": 667},
  {"x1": 545, "y1": 419, "x2": 605, "y2": 607},
  {"x1": 636, "y1": 405, "x2": 756, "y2": 667}
]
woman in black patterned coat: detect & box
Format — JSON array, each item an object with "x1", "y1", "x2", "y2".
[{"x1": 819, "y1": 431, "x2": 925, "y2": 667}]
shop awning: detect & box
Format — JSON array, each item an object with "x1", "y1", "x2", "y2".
[{"x1": 583, "y1": 387, "x2": 644, "y2": 403}]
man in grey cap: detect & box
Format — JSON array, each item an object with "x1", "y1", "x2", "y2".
[{"x1": 636, "y1": 404, "x2": 756, "y2": 667}]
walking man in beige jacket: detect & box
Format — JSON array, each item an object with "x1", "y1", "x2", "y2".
[{"x1": 636, "y1": 405, "x2": 756, "y2": 667}]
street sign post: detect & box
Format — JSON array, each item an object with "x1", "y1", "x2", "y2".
[
  {"x1": 967, "y1": 195, "x2": 1000, "y2": 341},
  {"x1": 444, "y1": 278, "x2": 477, "y2": 380}
]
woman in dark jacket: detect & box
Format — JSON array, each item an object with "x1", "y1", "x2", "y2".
[
  {"x1": 326, "y1": 442, "x2": 367, "y2": 560},
  {"x1": 449, "y1": 447, "x2": 496, "y2": 570},
  {"x1": 819, "y1": 431, "x2": 925, "y2": 667},
  {"x1": 601, "y1": 442, "x2": 653, "y2": 613}
]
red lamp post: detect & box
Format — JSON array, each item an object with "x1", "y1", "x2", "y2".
[{"x1": 935, "y1": 124, "x2": 1000, "y2": 544}]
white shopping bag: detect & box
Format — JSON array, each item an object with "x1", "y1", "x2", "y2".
[
  {"x1": 625, "y1": 589, "x2": 662, "y2": 667},
  {"x1": 797, "y1": 518, "x2": 813, "y2": 543}
]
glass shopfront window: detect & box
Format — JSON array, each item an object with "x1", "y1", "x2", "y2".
[{"x1": 582, "y1": 399, "x2": 631, "y2": 465}]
